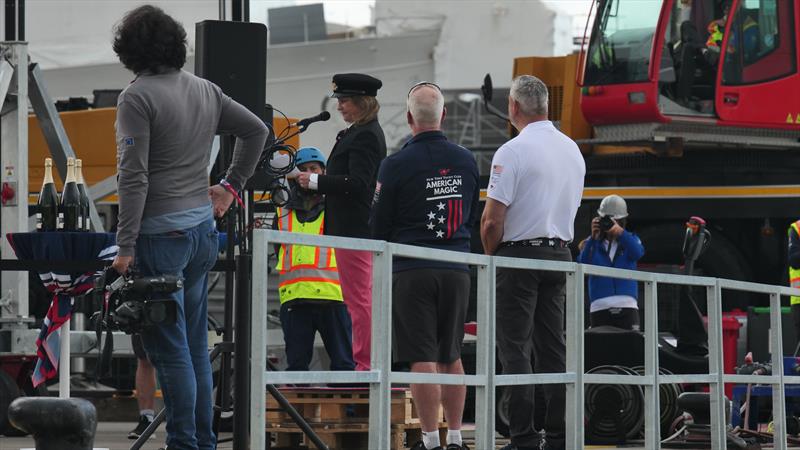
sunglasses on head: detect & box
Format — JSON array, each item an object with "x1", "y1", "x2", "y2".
[{"x1": 408, "y1": 81, "x2": 442, "y2": 97}]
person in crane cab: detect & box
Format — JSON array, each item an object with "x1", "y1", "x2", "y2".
[
  {"x1": 577, "y1": 195, "x2": 645, "y2": 331},
  {"x1": 275, "y1": 147, "x2": 355, "y2": 373},
  {"x1": 788, "y1": 220, "x2": 800, "y2": 350}
]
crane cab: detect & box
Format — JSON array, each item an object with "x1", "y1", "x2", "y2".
[{"x1": 580, "y1": 0, "x2": 800, "y2": 133}]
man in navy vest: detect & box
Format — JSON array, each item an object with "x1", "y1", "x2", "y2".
[{"x1": 371, "y1": 82, "x2": 479, "y2": 450}]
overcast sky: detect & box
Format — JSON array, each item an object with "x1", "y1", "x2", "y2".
[{"x1": 250, "y1": 0, "x2": 594, "y2": 30}]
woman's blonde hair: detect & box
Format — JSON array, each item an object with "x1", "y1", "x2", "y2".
[{"x1": 350, "y1": 95, "x2": 380, "y2": 125}]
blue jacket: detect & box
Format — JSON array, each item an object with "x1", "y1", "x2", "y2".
[
  {"x1": 577, "y1": 230, "x2": 645, "y2": 302},
  {"x1": 370, "y1": 130, "x2": 480, "y2": 272}
]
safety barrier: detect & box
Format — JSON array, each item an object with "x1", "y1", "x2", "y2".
[{"x1": 251, "y1": 229, "x2": 800, "y2": 450}]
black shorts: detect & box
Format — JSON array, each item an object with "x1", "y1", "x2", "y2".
[
  {"x1": 132, "y1": 333, "x2": 148, "y2": 361},
  {"x1": 392, "y1": 268, "x2": 470, "y2": 364}
]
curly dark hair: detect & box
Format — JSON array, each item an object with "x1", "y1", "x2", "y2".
[{"x1": 113, "y1": 5, "x2": 187, "y2": 74}]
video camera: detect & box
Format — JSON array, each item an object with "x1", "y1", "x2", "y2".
[{"x1": 94, "y1": 269, "x2": 182, "y2": 334}]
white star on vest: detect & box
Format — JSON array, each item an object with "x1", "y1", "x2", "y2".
[{"x1": 437, "y1": 202, "x2": 445, "y2": 210}]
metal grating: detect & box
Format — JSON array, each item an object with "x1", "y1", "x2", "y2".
[{"x1": 548, "y1": 85, "x2": 564, "y2": 122}]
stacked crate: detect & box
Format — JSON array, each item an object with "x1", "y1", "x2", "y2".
[{"x1": 266, "y1": 387, "x2": 445, "y2": 449}]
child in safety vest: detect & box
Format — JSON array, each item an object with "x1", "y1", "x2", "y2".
[{"x1": 274, "y1": 147, "x2": 355, "y2": 371}]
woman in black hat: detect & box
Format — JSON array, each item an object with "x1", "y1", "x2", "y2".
[{"x1": 293, "y1": 73, "x2": 387, "y2": 371}]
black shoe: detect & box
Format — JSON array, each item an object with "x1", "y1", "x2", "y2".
[
  {"x1": 128, "y1": 415, "x2": 155, "y2": 440},
  {"x1": 409, "y1": 441, "x2": 442, "y2": 450},
  {"x1": 446, "y1": 444, "x2": 470, "y2": 450}
]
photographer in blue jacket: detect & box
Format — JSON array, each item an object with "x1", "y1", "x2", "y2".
[{"x1": 577, "y1": 195, "x2": 645, "y2": 330}]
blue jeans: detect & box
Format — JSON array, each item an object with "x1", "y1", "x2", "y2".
[{"x1": 136, "y1": 219, "x2": 218, "y2": 450}]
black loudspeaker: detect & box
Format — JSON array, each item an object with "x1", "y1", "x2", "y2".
[
  {"x1": 195, "y1": 20, "x2": 267, "y2": 120},
  {"x1": 245, "y1": 104, "x2": 276, "y2": 192}
]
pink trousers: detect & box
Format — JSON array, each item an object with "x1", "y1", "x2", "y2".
[{"x1": 336, "y1": 248, "x2": 373, "y2": 371}]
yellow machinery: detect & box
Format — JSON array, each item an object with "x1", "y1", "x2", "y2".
[{"x1": 27, "y1": 108, "x2": 299, "y2": 202}]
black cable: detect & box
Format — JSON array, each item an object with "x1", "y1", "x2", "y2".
[
  {"x1": 270, "y1": 106, "x2": 293, "y2": 141},
  {"x1": 585, "y1": 365, "x2": 645, "y2": 444}
]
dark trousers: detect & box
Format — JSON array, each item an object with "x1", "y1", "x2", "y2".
[
  {"x1": 496, "y1": 245, "x2": 571, "y2": 449},
  {"x1": 792, "y1": 303, "x2": 800, "y2": 353},
  {"x1": 280, "y1": 302, "x2": 355, "y2": 371}
]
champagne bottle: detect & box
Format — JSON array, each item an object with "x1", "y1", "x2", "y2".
[
  {"x1": 36, "y1": 158, "x2": 59, "y2": 232},
  {"x1": 59, "y1": 157, "x2": 81, "y2": 231},
  {"x1": 76, "y1": 159, "x2": 91, "y2": 231}
]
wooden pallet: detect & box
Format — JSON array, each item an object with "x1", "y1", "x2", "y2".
[
  {"x1": 267, "y1": 421, "x2": 448, "y2": 450},
  {"x1": 266, "y1": 387, "x2": 442, "y2": 425}
]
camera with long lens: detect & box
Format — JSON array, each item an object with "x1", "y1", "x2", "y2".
[
  {"x1": 96, "y1": 271, "x2": 182, "y2": 334},
  {"x1": 598, "y1": 215, "x2": 615, "y2": 233}
]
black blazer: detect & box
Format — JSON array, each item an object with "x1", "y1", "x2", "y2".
[{"x1": 317, "y1": 118, "x2": 387, "y2": 238}]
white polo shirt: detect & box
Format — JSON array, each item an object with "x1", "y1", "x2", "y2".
[{"x1": 487, "y1": 120, "x2": 585, "y2": 242}]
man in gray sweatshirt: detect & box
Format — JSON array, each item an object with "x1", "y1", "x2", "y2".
[{"x1": 110, "y1": 6, "x2": 267, "y2": 450}]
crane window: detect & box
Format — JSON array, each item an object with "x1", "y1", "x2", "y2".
[
  {"x1": 583, "y1": 0, "x2": 663, "y2": 85},
  {"x1": 722, "y1": 0, "x2": 796, "y2": 85}
]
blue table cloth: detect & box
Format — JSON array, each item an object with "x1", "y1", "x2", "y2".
[{"x1": 5, "y1": 232, "x2": 117, "y2": 386}]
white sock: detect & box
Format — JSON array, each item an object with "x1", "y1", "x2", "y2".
[
  {"x1": 423, "y1": 430, "x2": 440, "y2": 449},
  {"x1": 140, "y1": 409, "x2": 155, "y2": 421},
  {"x1": 447, "y1": 429, "x2": 462, "y2": 446}
]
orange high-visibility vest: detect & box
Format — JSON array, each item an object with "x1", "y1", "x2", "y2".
[{"x1": 275, "y1": 208, "x2": 342, "y2": 304}]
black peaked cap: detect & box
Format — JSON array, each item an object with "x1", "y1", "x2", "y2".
[{"x1": 331, "y1": 73, "x2": 382, "y2": 98}]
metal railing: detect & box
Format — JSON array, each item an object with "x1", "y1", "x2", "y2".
[{"x1": 251, "y1": 229, "x2": 800, "y2": 449}]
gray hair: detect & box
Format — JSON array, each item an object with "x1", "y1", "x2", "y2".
[
  {"x1": 407, "y1": 84, "x2": 444, "y2": 128},
  {"x1": 510, "y1": 75, "x2": 548, "y2": 116}
]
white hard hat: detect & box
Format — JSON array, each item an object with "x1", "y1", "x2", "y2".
[{"x1": 597, "y1": 194, "x2": 628, "y2": 219}]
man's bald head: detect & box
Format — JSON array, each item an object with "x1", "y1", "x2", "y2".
[{"x1": 407, "y1": 84, "x2": 445, "y2": 134}]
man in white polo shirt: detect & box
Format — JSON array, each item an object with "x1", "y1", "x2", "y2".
[{"x1": 481, "y1": 75, "x2": 585, "y2": 450}]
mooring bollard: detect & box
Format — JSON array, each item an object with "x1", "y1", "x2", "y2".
[{"x1": 7, "y1": 397, "x2": 97, "y2": 450}]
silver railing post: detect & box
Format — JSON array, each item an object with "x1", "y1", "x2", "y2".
[
  {"x1": 250, "y1": 230, "x2": 269, "y2": 449},
  {"x1": 368, "y1": 243, "x2": 392, "y2": 449},
  {"x1": 770, "y1": 289, "x2": 787, "y2": 450},
  {"x1": 565, "y1": 264, "x2": 584, "y2": 449},
  {"x1": 643, "y1": 280, "x2": 661, "y2": 448},
  {"x1": 474, "y1": 258, "x2": 496, "y2": 448},
  {"x1": 707, "y1": 280, "x2": 727, "y2": 450}
]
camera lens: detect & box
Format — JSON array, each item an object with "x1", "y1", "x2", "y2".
[{"x1": 599, "y1": 216, "x2": 614, "y2": 232}]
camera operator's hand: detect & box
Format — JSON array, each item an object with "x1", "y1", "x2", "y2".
[
  {"x1": 607, "y1": 221, "x2": 625, "y2": 239},
  {"x1": 208, "y1": 184, "x2": 234, "y2": 217},
  {"x1": 112, "y1": 255, "x2": 134, "y2": 275},
  {"x1": 591, "y1": 217, "x2": 602, "y2": 240}
]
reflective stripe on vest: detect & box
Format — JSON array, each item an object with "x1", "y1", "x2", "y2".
[
  {"x1": 275, "y1": 208, "x2": 342, "y2": 304},
  {"x1": 707, "y1": 22, "x2": 723, "y2": 48},
  {"x1": 790, "y1": 221, "x2": 800, "y2": 305}
]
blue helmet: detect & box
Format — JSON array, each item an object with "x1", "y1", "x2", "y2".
[{"x1": 294, "y1": 147, "x2": 326, "y2": 169}]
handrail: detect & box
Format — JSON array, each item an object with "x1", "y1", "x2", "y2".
[{"x1": 246, "y1": 228, "x2": 800, "y2": 450}]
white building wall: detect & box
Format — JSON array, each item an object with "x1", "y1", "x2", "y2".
[
  {"x1": 39, "y1": 32, "x2": 438, "y2": 151},
  {"x1": 375, "y1": 0, "x2": 573, "y2": 89}
]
